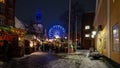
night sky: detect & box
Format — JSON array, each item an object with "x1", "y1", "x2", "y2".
[{"x1": 15, "y1": 0, "x2": 96, "y2": 31}]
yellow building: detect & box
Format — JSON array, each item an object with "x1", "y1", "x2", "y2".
[{"x1": 94, "y1": 0, "x2": 120, "y2": 64}]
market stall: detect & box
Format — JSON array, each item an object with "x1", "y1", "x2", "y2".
[
  {"x1": 0, "y1": 25, "x2": 18, "y2": 60},
  {"x1": 11, "y1": 28, "x2": 26, "y2": 57}
]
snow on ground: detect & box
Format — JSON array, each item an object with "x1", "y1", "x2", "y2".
[
  {"x1": 0, "y1": 51, "x2": 114, "y2": 68},
  {"x1": 46, "y1": 55, "x2": 82, "y2": 68},
  {"x1": 46, "y1": 54, "x2": 113, "y2": 68},
  {"x1": 0, "y1": 61, "x2": 4, "y2": 68}
]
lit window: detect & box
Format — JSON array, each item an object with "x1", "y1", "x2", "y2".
[
  {"x1": 85, "y1": 34, "x2": 90, "y2": 37},
  {"x1": 0, "y1": 0, "x2": 5, "y2": 3},
  {"x1": 112, "y1": 23, "x2": 119, "y2": 52},
  {"x1": 113, "y1": 29, "x2": 117, "y2": 34},
  {"x1": 85, "y1": 25, "x2": 90, "y2": 29}
]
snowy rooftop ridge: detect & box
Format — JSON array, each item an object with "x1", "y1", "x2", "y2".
[{"x1": 15, "y1": 17, "x2": 25, "y2": 29}]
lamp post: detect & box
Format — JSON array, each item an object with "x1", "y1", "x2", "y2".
[
  {"x1": 75, "y1": 16, "x2": 77, "y2": 52},
  {"x1": 68, "y1": 0, "x2": 71, "y2": 54},
  {"x1": 91, "y1": 35, "x2": 94, "y2": 47},
  {"x1": 91, "y1": 30, "x2": 96, "y2": 48}
]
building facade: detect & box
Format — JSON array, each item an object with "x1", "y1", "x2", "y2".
[
  {"x1": 94, "y1": 0, "x2": 120, "y2": 64},
  {"x1": 33, "y1": 9, "x2": 44, "y2": 40},
  {"x1": 70, "y1": 2, "x2": 82, "y2": 43},
  {"x1": 81, "y1": 12, "x2": 95, "y2": 49},
  {"x1": 0, "y1": 0, "x2": 15, "y2": 27}
]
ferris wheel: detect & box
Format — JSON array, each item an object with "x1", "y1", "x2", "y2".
[{"x1": 48, "y1": 25, "x2": 66, "y2": 39}]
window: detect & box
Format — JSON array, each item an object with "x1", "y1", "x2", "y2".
[
  {"x1": 0, "y1": 4, "x2": 4, "y2": 14},
  {"x1": 85, "y1": 25, "x2": 90, "y2": 30},
  {"x1": 8, "y1": 20, "x2": 14, "y2": 26},
  {"x1": 36, "y1": 16, "x2": 41, "y2": 22},
  {"x1": 8, "y1": 21, "x2": 11, "y2": 26},
  {"x1": 8, "y1": 8, "x2": 13, "y2": 19},
  {"x1": 0, "y1": 18, "x2": 4, "y2": 25},
  {"x1": 112, "y1": 23, "x2": 119, "y2": 52},
  {"x1": 85, "y1": 34, "x2": 90, "y2": 37}
]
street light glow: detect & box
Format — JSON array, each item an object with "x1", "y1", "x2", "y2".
[
  {"x1": 91, "y1": 35, "x2": 94, "y2": 38},
  {"x1": 92, "y1": 31, "x2": 96, "y2": 35},
  {"x1": 30, "y1": 41, "x2": 33, "y2": 47},
  {"x1": 65, "y1": 37, "x2": 67, "y2": 39}
]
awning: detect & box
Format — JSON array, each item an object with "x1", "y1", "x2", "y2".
[{"x1": 0, "y1": 25, "x2": 11, "y2": 31}]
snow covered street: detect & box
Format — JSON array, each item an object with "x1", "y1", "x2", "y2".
[
  {"x1": 1, "y1": 51, "x2": 114, "y2": 68},
  {"x1": 46, "y1": 54, "x2": 113, "y2": 68}
]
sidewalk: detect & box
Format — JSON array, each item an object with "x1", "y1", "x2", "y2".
[
  {"x1": 13, "y1": 54, "x2": 30, "y2": 60},
  {"x1": 0, "y1": 51, "x2": 116, "y2": 68},
  {"x1": 47, "y1": 53, "x2": 114, "y2": 68},
  {"x1": 0, "y1": 54, "x2": 30, "y2": 68},
  {"x1": 54, "y1": 50, "x2": 90, "y2": 56},
  {"x1": 102, "y1": 56, "x2": 120, "y2": 68}
]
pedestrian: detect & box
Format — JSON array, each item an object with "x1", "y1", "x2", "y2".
[
  {"x1": 69, "y1": 44, "x2": 73, "y2": 53},
  {"x1": 36, "y1": 43, "x2": 40, "y2": 51},
  {"x1": 2, "y1": 40, "x2": 9, "y2": 61}
]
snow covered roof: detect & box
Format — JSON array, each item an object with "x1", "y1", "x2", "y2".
[{"x1": 15, "y1": 17, "x2": 25, "y2": 29}]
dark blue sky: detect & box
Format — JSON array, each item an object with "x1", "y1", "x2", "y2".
[{"x1": 15, "y1": 0, "x2": 96, "y2": 30}]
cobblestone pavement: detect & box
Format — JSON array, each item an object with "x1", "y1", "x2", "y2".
[{"x1": 1, "y1": 51, "x2": 115, "y2": 68}]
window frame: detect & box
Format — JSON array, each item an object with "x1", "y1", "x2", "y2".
[{"x1": 112, "y1": 23, "x2": 119, "y2": 52}]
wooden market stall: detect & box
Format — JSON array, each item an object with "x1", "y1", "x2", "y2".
[
  {"x1": 0, "y1": 25, "x2": 26, "y2": 61},
  {"x1": 0, "y1": 25, "x2": 18, "y2": 60},
  {"x1": 11, "y1": 27, "x2": 26, "y2": 57}
]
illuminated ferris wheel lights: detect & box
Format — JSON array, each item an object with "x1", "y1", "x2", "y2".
[
  {"x1": 54, "y1": 35, "x2": 60, "y2": 39},
  {"x1": 48, "y1": 25, "x2": 66, "y2": 39}
]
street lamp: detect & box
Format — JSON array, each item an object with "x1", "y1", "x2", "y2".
[
  {"x1": 92, "y1": 31, "x2": 96, "y2": 35},
  {"x1": 75, "y1": 16, "x2": 77, "y2": 52},
  {"x1": 91, "y1": 35, "x2": 94, "y2": 38},
  {"x1": 91, "y1": 31, "x2": 96, "y2": 38},
  {"x1": 91, "y1": 30, "x2": 96, "y2": 49},
  {"x1": 68, "y1": 0, "x2": 71, "y2": 54}
]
